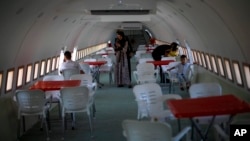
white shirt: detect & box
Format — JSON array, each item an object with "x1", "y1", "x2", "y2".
[
  {"x1": 59, "y1": 60, "x2": 80, "y2": 72},
  {"x1": 176, "y1": 62, "x2": 191, "y2": 76}
]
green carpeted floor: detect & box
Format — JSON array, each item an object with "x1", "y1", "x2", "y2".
[{"x1": 19, "y1": 57, "x2": 216, "y2": 141}]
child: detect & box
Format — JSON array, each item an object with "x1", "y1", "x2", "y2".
[{"x1": 168, "y1": 55, "x2": 192, "y2": 91}]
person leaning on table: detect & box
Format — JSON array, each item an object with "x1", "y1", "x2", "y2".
[{"x1": 151, "y1": 42, "x2": 179, "y2": 83}]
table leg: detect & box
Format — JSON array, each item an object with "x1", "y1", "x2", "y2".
[
  {"x1": 190, "y1": 116, "x2": 215, "y2": 141},
  {"x1": 96, "y1": 67, "x2": 104, "y2": 88}
]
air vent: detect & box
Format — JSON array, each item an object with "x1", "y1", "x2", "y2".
[
  {"x1": 90, "y1": 10, "x2": 150, "y2": 15},
  {"x1": 120, "y1": 22, "x2": 142, "y2": 30}
]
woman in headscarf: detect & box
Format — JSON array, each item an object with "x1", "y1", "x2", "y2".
[{"x1": 114, "y1": 30, "x2": 132, "y2": 88}]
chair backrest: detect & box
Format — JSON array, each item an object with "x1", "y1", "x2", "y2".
[
  {"x1": 60, "y1": 86, "x2": 89, "y2": 112},
  {"x1": 70, "y1": 74, "x2": 93, "y2": 86},
  {"x1": 133, "y1": 83, "x2": 163, "y2": 117},
  {"x1": 122, "y1": 120, "x2": 172, "y2": 141},
  {"x1": 189, "y1": 83, "x2": 222, "y2": 98},
  {"x1": 79, "y1": 63, "x2": 91, "y2": 75},
  {"x1": 43, "y1": 75, "x2": 64, "y2": 81},
  {"x1": 136, "y1": 63, "x2": 156, "y2": 82},
  {"x1": 15, "y1": 89, "x2": 46, "y2": 113},
  {"x1": 62, "y1": 68, "x2": 80, "y2": 80}
]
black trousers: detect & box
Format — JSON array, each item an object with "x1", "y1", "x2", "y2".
[{"x1": 152, "y1": 54, "x2": 166, "y2": 83}]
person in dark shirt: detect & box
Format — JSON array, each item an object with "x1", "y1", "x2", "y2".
[
  {"x1": 152, "y1": 42, "x2": 178, "y2": 61},
  {"x1": 151, "y1": 42, "x2": 178, "y2": 83}
]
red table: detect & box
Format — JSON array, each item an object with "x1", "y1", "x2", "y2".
[
  {"x1": 146, "y1": 60, "x2": 175, "y2": 67},
  {"x1": 167, "y1": 94, "x2": 250, "y2": 140},
  {"x1": 30, "y1": 80, "x2": 81, "y2": 91},
  {"x1": 83, "y1": 61, "x2": 107, "y2": 88}
]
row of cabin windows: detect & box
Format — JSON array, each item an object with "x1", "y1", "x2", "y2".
[
  {"x1": 180, "y1": 47, "x2": 250, "y2": 90},
  {"x1": 0, "y1": 43, "x2": 107, "y2": 95},
  {"x1": 155, "y1": 39, "x2": 250, "y2": 91}
]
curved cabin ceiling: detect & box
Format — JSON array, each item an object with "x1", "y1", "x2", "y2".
[{"x1": 0, "y1": 0, "x2": 249, "y2": 71}]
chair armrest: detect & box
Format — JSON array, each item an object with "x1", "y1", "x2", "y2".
[{"x1": 172, "y1": 126, "x2": 191, "y2": 141}]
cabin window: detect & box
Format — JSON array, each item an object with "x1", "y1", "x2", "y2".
[
  {"x1": 0, "y1": 71, "x2": 3, "y2": 93},
  {"x1": 192, "y1": 50, "x2": 198, "y2": 63},
  {"x1": 243, "y1": 63, "x2": 250, "y2": 90},
  {"x1": 210, "y1": 55, "x2": 218, "y2": 74},
  {"x1": 232, "y1": 61, "x2": 243, "y2": 86},
  {"x1": 224, "y1": 58, "x2": 233, "y2": 81},
  {"x1": 46, "y1": 58, "x2": 51, "y2": 74},
  {"x1": 217, "y1": 56, "x2": 225, "y2": 77},
  {"x1": 6, "y1": 68, "x2": 14, "y2": 93},
  {"x1": 40, "y1": 60, "x2": 46, "y2": 76},
  {"x1": 16, "y1": 66, "x2": 24, "y2": 88},
  {"x1": 25, "y1": 64, "x2": 32, "y2": 84},
  {"x1": 56, "y1": 56, "x2": 60, "y2": 69},
  {"x1": 33, "y1": 62, "x2": 39, "y2": 80},
  {"x1": 197, "y1": 51, "x2": 202, "y2": 66},
  {"x1": 51, "y1": 57, "x2": 56, "y2": 71},
  {"x1": 200, "y1": 52, "x2": 207, "y2": 68},
  {"x1": 205, "y1": 54, "x2": 212, "y2": 71}
]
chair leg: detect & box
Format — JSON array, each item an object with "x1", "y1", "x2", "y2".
[
  {"x1": 58, "y1": 103, "x2": 61, "y2": 119},
  {"x1": 22, "y1": 116, "x2": 26, "y2": 132},
  {"x1": 92, "y1": 102, "x2": 96, "y2": 119},
  {"x1": 71, "y1": 113, "x2": 75, "y2": 130},
  {"x1": 62, "y1": 115, "x2": 65, "y2": 140},
  {"x1": 88, "y1": 114, "x2": 93, "y2": 138},
  {"x1": 17, "y1": 118, "x2": 21, "y2": 139},
  {"x1": 43, "y1": 117, "x2": 50, "y2": 141}
]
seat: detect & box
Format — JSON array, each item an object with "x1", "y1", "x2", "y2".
[
  {"x1": 15, "y1": 89, "x2": 50, "y2": 141},
  {"x1": 97, "y1": 57, "x2": 113, "y2": 85},
  {"x1": 60, "y1": 86, "x2": 93, "y2": 139},
  {"x1": 43, "y1": 75, "x2": 64, "y2": 118},
  {"x1": 61, "y1": 68, "x2": 80, "y2": 80},
  {"x1": 133, "y1": 63, "x2": 159, "y2": 84},
  {"x1": 133, "y1": 83, "x2": 182, "y2": 129},
  {"x1": 122, "y1": 120, "x2": 191, "y2": 141},
  {"x1": 70, "y1": 74, "x2": 97, "y2": 118}
]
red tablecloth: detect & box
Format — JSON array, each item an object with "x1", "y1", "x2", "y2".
[
  {"x1": 30, "y1": 80, "x2": 81, "y2": 91},
  {"x1": 146, "y1": 60, "x2": 175, "y2": 66},
  {"x1": 167, "y1": 94, "x2": 250, "y2": 118},
  {"x1": 83, "y1": 61, "x2": 107, "y2": 66}
]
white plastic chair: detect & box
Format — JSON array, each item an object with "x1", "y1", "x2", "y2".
[
  {"x1": 133, "y1": 83, "x2": 182, "y2": 124},
  {"x1": 70, "y1": 74, "x2": 97, "y2": 118},
  {"x1": 189, "y1": 83, "x2": 230, "y2": 138},
  {"x1": 61, "y1": 68, "x2": 80, "y2": 80},
  {"x1": 43, "y1": 75, "x2": 64, "y2": 118},
  {"x1": 133, "y1": 63, "x2": 159, "y2": 84},
  {"x1": 97, "y1": 57, "x2": 113, "y2": 85},
  {"x1": 79, "y1": 63, "x2": 92, "y2": 75},
  {"x1": 122, "y1": 120, "x2": 191, "y2": 141},
  {"x1": 15, "y1": 89, "x2": 50, "y2": 141},
  {"x1": 60, "y1": 86, "x2": 93, "y2": 139}
]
